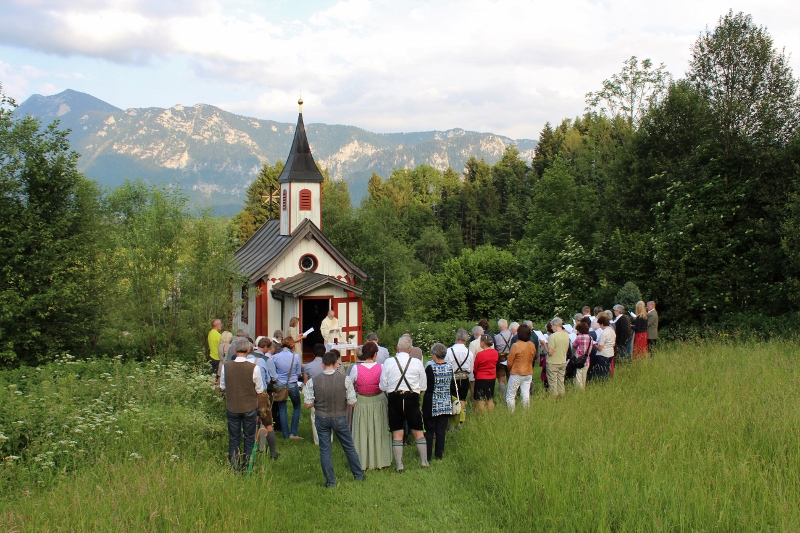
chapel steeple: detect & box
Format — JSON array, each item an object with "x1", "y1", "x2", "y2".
[{"x1": 279, "y1": 99, "x2": 323, "y2": 236}]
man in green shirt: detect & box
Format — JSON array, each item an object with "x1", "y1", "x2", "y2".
[
  {"x1": 543, "y1": 317, "x2": 569, "y2": 398},
  {"x1": 208, "y1": 318, "x2": 222, "y2": 378}
]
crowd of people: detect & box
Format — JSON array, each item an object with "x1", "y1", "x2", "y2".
[{"x1": 208, "y1": 302, "x2": 659, "y2": 486}]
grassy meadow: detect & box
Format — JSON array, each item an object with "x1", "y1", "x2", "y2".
[{"x1": 2, "y1": 342, "x2": 799, "y2": 531}]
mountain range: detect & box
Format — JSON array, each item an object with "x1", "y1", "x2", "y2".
[{"x1": 15, "y1": 89, "x2": 537, "y2": 214}]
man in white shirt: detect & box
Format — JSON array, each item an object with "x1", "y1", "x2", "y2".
[
  {"x1": 220, "y1": 338, "x2": 265, "y2": 472},
  {"x1": 446, "y1": 328, "x2": 473, "y2": 422},
  {"x1": 379, "y1": 335, "x2": 428, "y2": 472},
  {"x1": 494, "y1": 320, "x2": 513, "y2": 400},
  {"x1": 589, "y1": 306, "x2": 603, "y2": 332},
  {"x1": 466, "y1": 325, "x2": 483, "y2": 402}
]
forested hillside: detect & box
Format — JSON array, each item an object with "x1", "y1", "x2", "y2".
[
  {"x1": 14, "y1": 90, "x2": 535, "y2": 213},
  {"x1": 239, "y1": 11, "x2": 800, "y2": 334}
]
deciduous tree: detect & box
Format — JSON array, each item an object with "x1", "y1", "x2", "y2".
[
  {"x1": 586, "y1": 56, "x2": 671, "y2": 127},
  {"x1": 0, "y1": 85, "x2": 106, "y2": 365}
]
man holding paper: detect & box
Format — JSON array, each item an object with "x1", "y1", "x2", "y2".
[{"x1": 321, "y1": 309, "x2": 341, "y2": 346}]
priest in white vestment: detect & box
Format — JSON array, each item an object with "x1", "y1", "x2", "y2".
[{"x1": 320, "y1": 310, "x2": 341, "y2": 346}]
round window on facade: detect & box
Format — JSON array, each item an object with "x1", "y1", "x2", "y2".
[{"x1": 299, "y1": 254, "x2": 318, "y2": 272}]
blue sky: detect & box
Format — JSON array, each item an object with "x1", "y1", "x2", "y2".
[{"x1": 1, "y1": 0, "x2": 798, "y2": 139}]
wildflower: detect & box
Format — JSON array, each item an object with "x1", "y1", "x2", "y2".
[
  {"x1": 116, "y1": 430, "x2": 124, "y2": 435},
  {"x1": 129, "y1": 452, "x2": 141, "y2": 460},
  {"x1": 5, "y1": 456, "x2": 20, "y2": 461},
  {"x1": 0, "y1": 433, "x2": 7, "y2": 441}
]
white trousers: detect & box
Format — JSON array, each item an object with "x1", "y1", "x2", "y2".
[
  {"x1": 574, "y1": 365, "x2": 588, "y2": 389},
  {"x1": 506, "y1": 374, "x2": 532, "y2": 412}
]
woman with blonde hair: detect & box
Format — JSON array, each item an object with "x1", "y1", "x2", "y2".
[
  {"x1": 286, "y1": 317, "x2": 306, "y2": 356},
  {"x1": 632, "y1": 301, "x2": 649, "y2": 358}
]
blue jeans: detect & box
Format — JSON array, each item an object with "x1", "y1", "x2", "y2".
[
  {"x1": 227, "y1": 408, "x2": 257, "y2": 472},
  {"x1": 315, "y1": 415, "x2": 364, "y2": 487},
  {"x1": 277, "y1": 384, "x2": 301, "y2": 439}
]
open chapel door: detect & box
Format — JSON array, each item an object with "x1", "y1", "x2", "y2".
[{"x1": 332, "y1": 297, "x2": 362, "y2": 345}]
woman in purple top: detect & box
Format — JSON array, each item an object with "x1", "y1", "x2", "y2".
[{"x1": 351, "y1": 343, "x2": 391, "y2": 470}]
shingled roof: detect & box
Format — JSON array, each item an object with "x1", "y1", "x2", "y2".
[
  {"x1": 234, "y1": 218, "x2": 368, "y2": 284},
  {"x1": 272, "y1": 271, "x2": 364, "y2": 298},
  {"x1": 277, "y1": 107, "x2": 325, "y2": 184},
  {"x1": 233, "y1": 219, "x2": 290, "y2": 280}
]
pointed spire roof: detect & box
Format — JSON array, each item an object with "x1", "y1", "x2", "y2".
[{"x1": 277, "y1": 101, "x2": 325, "y2": 184}]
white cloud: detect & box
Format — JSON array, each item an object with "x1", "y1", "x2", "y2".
[
  {"x1": 0, "y1": 61, "x2": 86, "y2": 103},
  {"x1": 2, "y1": 0, "x2": 799, "y2": 137}
]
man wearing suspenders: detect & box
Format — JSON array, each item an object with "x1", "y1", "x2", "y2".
[
  {"x1": 379, "y1": 335, "x2": 428, "y2": 472},
  {"x1": 494, "y1": 319, "x2": 513, "y2": 399}
]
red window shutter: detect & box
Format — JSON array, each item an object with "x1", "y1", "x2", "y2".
[{"x1": 299, "y1": 189, "x2": 312, "y2": 211}]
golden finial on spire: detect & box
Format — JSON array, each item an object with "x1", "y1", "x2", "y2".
[{"x1": 298, "y1": 95, "x2": 303, "y2": 113}]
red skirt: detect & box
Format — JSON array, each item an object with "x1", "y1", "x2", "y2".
[{"x1": 633, "y1": 332, "x2": 649, "y2": 359}]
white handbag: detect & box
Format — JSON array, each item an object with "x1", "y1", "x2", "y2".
[{"x1": 451, "y1": 374, "x2": 462, "y2": 415}]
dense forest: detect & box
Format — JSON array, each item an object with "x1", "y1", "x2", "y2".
[
  {"x1": 238, "y1": 11, "x2": 800, "y2": 332},
  {"x1": 2, "y1": 11, "x2": 799, "y2": 367}
]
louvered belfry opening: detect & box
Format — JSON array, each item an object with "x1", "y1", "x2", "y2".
[{"x1": 299, "y1": 189, "x2": 312, "y2": 211}]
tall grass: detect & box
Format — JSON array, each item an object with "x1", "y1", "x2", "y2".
[{"x1": 2, "y1": 341, "x2": 799, "y2": 531}]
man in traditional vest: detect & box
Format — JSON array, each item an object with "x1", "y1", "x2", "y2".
[
  {"x1": 220, "y1": 337, "x2": 265, "y2": 472},
  {"x1": 303, "y1": 351, "x2": 365, "y2": 488},
  {"x1": 303, "y1": 343, "x2": 327, "y2": 445}
]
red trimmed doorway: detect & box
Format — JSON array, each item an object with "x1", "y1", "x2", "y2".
[{"x1": 300, "y1": 296, "x2": 330, "y2": 361}]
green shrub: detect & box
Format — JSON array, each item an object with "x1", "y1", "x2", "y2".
[
  {"x1": 0, "y1": 354, "x2": 224, "y2": 495},
  {"x1": 375, "y1": 320, "x2": 474, "y2": 355},
  {"x1": 614, "y1": 281, "x2": 643, "y2": 313}
]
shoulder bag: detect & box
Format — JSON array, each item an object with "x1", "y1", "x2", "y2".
[
  {"x1": 496, "y1": 331, "x2": 511, "y2": 363},
  {"x1": 450, "y1": 372, "x2": 462, "y2": 416},
  {"x1": 273, "y1": 353, "x2": 296, "y2": 402}
]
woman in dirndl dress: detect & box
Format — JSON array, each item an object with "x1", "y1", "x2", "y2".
[{"x1": 351, "y1": 342, "x2": 391, "y2": 470}]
